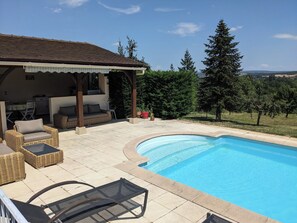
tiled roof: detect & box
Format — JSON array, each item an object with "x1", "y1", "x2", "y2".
[{"x1": 0, "y1": 34, "x2": 145, "y2": 67}]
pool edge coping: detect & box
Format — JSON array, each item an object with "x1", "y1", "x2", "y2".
[{"x1": 116, "y1": 130, "x2": 297, "y2": 223}]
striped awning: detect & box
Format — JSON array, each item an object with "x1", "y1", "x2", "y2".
[{"x1": 24, "y1": 64, "x2": 111, "y2": 74}]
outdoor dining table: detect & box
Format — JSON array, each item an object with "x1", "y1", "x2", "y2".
[{"x1": 6, "y1": 103, "x2": 27, "y2": 122}]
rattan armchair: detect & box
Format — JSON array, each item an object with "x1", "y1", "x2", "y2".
[
  {"x1": 0, "y1": 138, "x2": 26, "y2": 185},
  {"x1": 5, "y1": 125, "x2": 59, "y2": 152}
]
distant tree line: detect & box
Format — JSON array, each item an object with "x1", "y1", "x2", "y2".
[{"x1": 108, "y1": 21, "x2": 297, "y2": 125}]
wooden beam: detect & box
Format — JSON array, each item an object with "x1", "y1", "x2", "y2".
[
  {"x1": 76, "y1": 74, "x2": 84, "y2": 127},
  {"x1": 0, "y1": 104, "x2": 3, "y2": 138},
  {"x1": 0, "y1": 67, "x2": 15, "y2": 86}
]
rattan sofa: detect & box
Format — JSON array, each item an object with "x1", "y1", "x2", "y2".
[
  {"x1": 53, "y1": 104, "x2": 112, "y2": 129},
  {"x1": 0, "y1": 138, "x2": 26, "y2": 185},
  {"x1": 5, "y1": 119, "x2": 59, "y2": 152}
]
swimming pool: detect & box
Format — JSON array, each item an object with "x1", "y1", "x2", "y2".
[{"x1": 137, "y1": 135, "x2": 297, "y2": 223}]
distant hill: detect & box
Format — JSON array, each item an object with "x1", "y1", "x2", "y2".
[
  {"x1": 242, "y1": 70, "x2": 297, "y2": 78},
  {"x1": 197, "y1": 70, "x2": 297, "y2": 78}
]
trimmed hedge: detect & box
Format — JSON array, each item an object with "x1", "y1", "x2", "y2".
[
  {"x1": 108, "y1": 70, "x2": 198, "y2": 119},
  {"x1": 144, "y1": 71, "x2": 198, "y2": 119}
]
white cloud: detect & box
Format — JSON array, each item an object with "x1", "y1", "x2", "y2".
[
  {"x1": 230, "y1": 26, "x2": 243, "y2": 32},
  {"x1": 52, "y1": 8, "x2": 62, "y2": 13},
  {"x1": 273, "y1": 33, "x2": 297, "y2": 41},
  {"x1": 112, "y1": 41, "x2": 120, "y2": 47},
  {"x1": 260, "y1": 63, "x2": 270, "y2": 68},
  {"x1": 98, "y1": 1, "x2": 140, "y2": 15},
  {"x1": 59, "y1": 0, "x2": 88, "y2": 8},
  {"x1": 169, "y1": 22, "x2": 200, "y2": 37},
  {"x1": 154, "y1": 8, "x2": 184, "y2": 13}
]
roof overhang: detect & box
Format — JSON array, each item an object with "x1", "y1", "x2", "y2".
[{"x1": 0, "y1": 61, "x2": 146, "y2": 75}]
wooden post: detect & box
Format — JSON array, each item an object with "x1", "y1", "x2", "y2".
[
  {"x1": 0, "y1": 103, "x2": 3, "y2": 138},
  {"x1": 76, "y1": 74, "x2": 84, "y2": 128},
  {"x1": 131, "y1": 71, "x2": 137, "y2": 118}
]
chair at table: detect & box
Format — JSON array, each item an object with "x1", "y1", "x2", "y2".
[
  {"x1": 20, "y1": 101, "x2": 35, "y2": 120},
  {"x1": 5, "y1": 101, "x2": 14, "y2": 124},
  {"x1": 6, "y1": 111, "x2": 13, "y2": 124},
  {"x1": 108, "y1": 105, "x2": 117, "y2": 120}
]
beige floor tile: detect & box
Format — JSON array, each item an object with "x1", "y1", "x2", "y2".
[
  {"x1": 1, "y1": 181, "x2": 32, "y2": 198},
  {"x1": 154, "y1": 211, "x2": 192, "y2": 223},
  {"x1": 145, "y1": 184, "x2": 167, "y2": 201},
  {"x1": 154, "y1": 192, "x2": 186, "y2": 210},
  {"x1": 143, "y1": 200, "x2": 171, "y2": 222}
]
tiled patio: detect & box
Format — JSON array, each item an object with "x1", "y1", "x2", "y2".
[{"x1": 1, "y1": 119, "x2": 297, "y2": 223}]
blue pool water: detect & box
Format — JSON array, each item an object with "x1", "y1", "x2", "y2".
[{"x1": 137, "y1": 135, "x2": 297, "y2": 223}]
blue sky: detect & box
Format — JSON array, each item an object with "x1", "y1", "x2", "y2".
[{"x1": 0, "y1": 0, "x2": 296, "y2": 71}]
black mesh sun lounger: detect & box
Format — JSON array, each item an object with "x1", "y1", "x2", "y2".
[
  {"x1": 202, "y1": 213, "x2": 233, "y2": 223},
  {"x1": 11, "y1": 178, "x2": 148, "y2": 223}
]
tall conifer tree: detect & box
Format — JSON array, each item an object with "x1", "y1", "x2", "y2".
[
  {"x1": 117, "y1": 40, "x2": 125, "y2": 56},
  {"x1": 179, "y1": 49, "x2": 196, "y2": 73},
  {"x1": 199, "y1": 19, "x2": 243, "y2": 121}
]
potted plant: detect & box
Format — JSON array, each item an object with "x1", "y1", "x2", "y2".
[
  {"x1": 136, "y1": 107, "x2": 142, "y2": 118},
  {"x1": 150, "y1": 112, "x2": 155, "y2": 121},
  {"x1": 141, "y1": 104, "x2": 149, "y2": 119}
]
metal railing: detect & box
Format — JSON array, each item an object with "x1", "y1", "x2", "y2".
[{"x1": 0, "y1": 190, "x2": 29, "y2": 223}]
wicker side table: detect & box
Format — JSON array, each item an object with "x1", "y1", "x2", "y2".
[{"x1": 21, "y1": 143, "x2": 63, "y2": 169}]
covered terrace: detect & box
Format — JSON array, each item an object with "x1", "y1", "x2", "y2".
[{"x1": 0, "y1": 34, "x2": 146, "y2": 136}]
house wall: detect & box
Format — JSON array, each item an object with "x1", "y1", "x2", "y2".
[
  {"x1": 0, "y1": 101, "x2": 7, "y2": 137},
  {"x1": 49, "y1": 78, "x2": 109, "y2": 123},
  {"x1": 0, "y1": 68, "x2": 74, "y2": 103}
]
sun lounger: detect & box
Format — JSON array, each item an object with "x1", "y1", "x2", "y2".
[
  {"x1": 202, "y1": 213, "x2": 233, "y2": 223},
  {"x1": 3, "y1": 178, "x2": 148, "y2": 223}
]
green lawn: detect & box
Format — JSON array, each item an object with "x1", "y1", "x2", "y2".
[{"x1": 181, "y1": 112, "x2": 297, "y2": 138}]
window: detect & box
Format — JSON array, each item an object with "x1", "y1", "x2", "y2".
[{"x1": 87, "y1": 74, "x2": 105, "y2": 94}]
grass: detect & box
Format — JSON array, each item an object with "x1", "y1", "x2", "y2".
[{"x1": 181, "y1": 112, "x2": 297, "y2": 138}]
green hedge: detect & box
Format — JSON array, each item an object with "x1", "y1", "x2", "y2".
[
  {"x1": 108, "y1": 70, "x2": 198, "y2": 119},
  {"x1": 143, "y1": 71, "x2": 198, "y2": 119}
]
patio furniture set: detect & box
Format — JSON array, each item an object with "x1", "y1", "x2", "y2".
[{"x1": 0, "y1": 119, "x2": 61, "y2": 185}]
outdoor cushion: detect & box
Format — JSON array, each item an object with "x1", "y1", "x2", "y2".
[
  {"x1": 0, "y1": 143, "x2": 14, "y2": 155},
  {"x1": 88, "y1": 104, "x2": 101, "y2": 114},
  {"x1": 23, "y1": 132, "x2": 52, "y2": 143},
  {"x1": 15, "y1": 119, "x2": 44, "y2": 134},
  {"x1": 60, "y1": 106, "x2": 76, "y2": 116}
]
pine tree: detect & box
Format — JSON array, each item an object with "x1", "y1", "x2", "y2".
[
  {"x1": 125, "y1": 36, "x2": 137, "y2": 60},
  {"x1": 199, "y1": 19, "x2": 243, "y2": 121},
  {"x1": 117, "y1": 40, "x2": 125, "y2": 56},
  {"x1": 178, "y1": 49, "x2": 196, "y2": 73},
  {"x1": 170, "y1": 64, "x2": 175, "y2": 71}
]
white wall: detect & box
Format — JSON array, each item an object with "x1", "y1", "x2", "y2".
[
  {"x1": 49, "y1": 77, "x2": 109, "y2": 123},
  {"x1": 0, "y1": 101, "x2": 7, "y2": 136}
]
